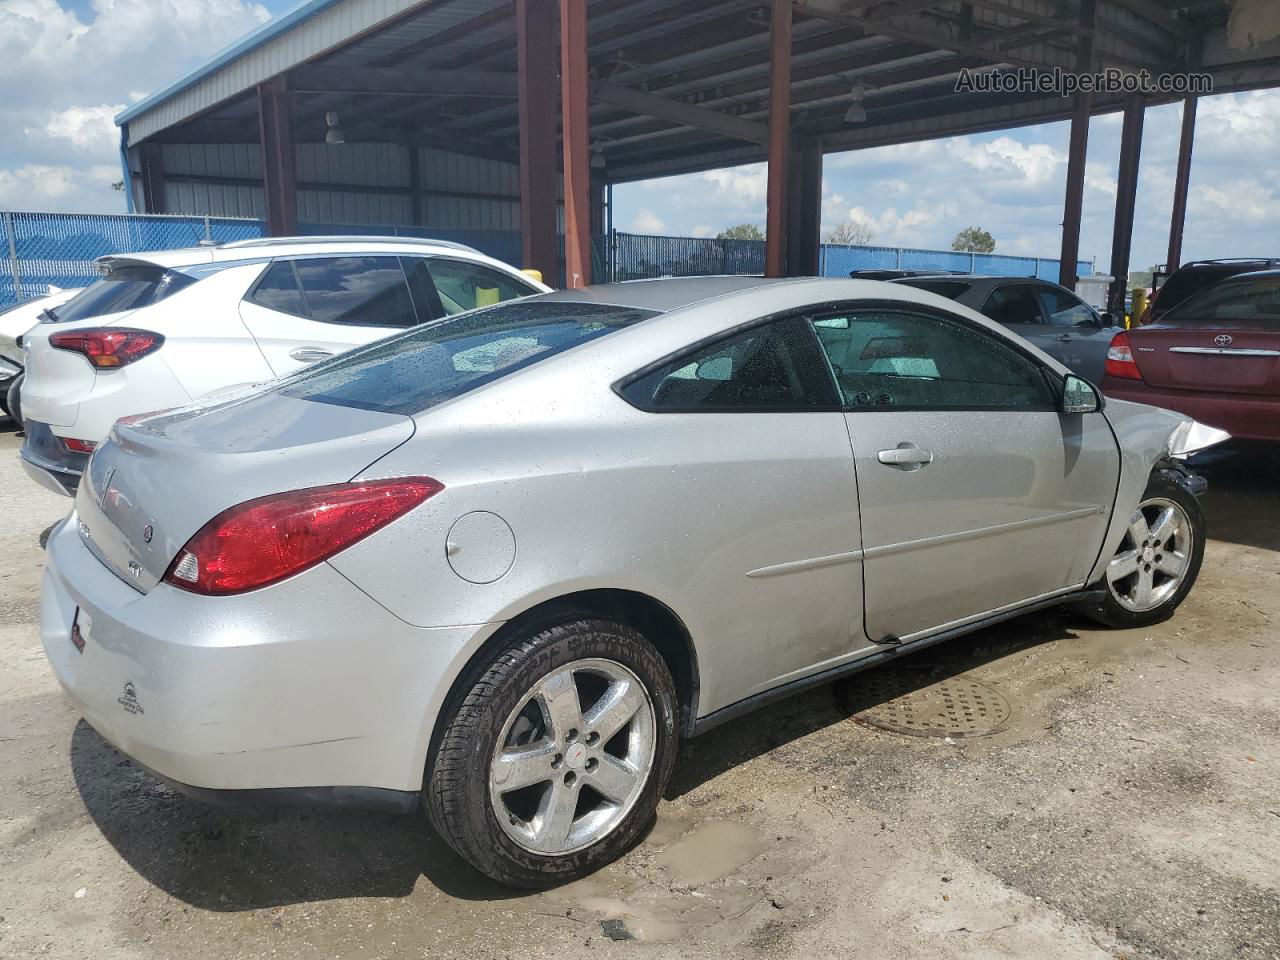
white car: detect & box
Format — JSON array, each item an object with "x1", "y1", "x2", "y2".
[
  {"x1": 19, "y1": 236, "x2": 549, "y2": 495},
  {"x1": 1, "y1": 287, "x2": 85, "y2": 421}
]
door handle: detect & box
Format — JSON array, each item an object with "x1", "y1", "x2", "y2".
[
  {"x1": 877, "y1": 444, "x2": 933, "y2": 470},
  {"x1": 289, "y1": 346, "x2": 335, "y2": 363}
]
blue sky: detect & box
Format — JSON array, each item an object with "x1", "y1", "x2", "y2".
[{"x1": 3, "y1": 0, "x2": 1278, "y2": 273}]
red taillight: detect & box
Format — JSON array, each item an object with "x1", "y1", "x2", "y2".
[
  {"x1": 62, "y1": 437, "x2": 97, "y2": 454},
  {"x1": 163, "y1": 478, "x2": 443, "y2": 596},
  {"x1": 48, "y1": 328, "x2": 164, "y2": 369},
  {"x1": 1105, "y1": 331, "x2": 1144, "y2": 381}
]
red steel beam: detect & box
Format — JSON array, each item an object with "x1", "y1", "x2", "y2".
[
  {"x1": 1057, "y1": 0, "x2": 1095, "y2": 288},
  {"x1": 517, "y1": 0, "x2": 558, "y2": 279},
  {"x1": 1166, "y1": 94, "x2": 1197, "y2": 272},
  {"x1": 561, "y1": 0, "x2": 591, "y2": 287},
  {"x1": 257, "y1": 75, "x2": 298, "y2": 237},
  {"x1": 765, "y1": 0, "x2": 793, "y2": 278},
  {"x1": 1108, "y1": 93, "x2": 1145, "y2": 318}
]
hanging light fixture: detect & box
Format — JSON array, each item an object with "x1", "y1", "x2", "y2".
[
  {"x1": 843, "y1": 83, "x2": 868, "y2": 124},
  {"x1": 590, "y1": 144, "x2": 606, "y2": 169},
  {"x1": 325, "y1": 111, "x2": 345, "y2": 144}
]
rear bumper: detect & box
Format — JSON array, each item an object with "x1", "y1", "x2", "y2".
[
  {"x1": 41, "y1": 515, "x2": 499, "y2": 795},
  {"x1": 1102, "y1": 380, "x2": 1280, "y2": 442},
  {"x1": 20, "y1": 421, "x2": 87, "y2": 496}
]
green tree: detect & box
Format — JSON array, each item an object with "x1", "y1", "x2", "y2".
[
  {"x1": 825, "y1": 220, "x2": 875, "y2": 246},
  {"x1": 951, "y1": 226, "x2": 995, "y2": 253},
  {"x1": 717, "y1": 223, "x2": 764, "y2": 241},
  {"x1": 1128, "y1": 266, "x2": 1156, "y2": 289}
]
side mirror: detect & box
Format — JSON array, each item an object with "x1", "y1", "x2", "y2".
[
  {"x1": 1061, "y1": 374, "x2": 1101, "y2": 414},
  {"x1": 1096, "y1": 310, "x2": 1115, "y2": 327}
]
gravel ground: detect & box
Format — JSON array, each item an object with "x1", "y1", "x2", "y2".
[{"x1": 1, "y1": 416, "x2": 1277, "y2": 960}]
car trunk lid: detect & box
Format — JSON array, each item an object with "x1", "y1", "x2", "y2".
[
  {"x1": 73, "y1": 389, "x2": 415, "y2": 592},
  {"x1": 1129, "y1": 324, "x2": 1280, "y2": 395}
]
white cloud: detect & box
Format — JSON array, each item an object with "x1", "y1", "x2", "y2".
[
  {"x1": 690, "y1": 225, "x2": 715, "y2": 238},
  {"x1": 628, "y1": 209, "x2": 666, "y2": 234},
  {"x1": 0, "y1": 0, "x2": 270, "y2": 213}
]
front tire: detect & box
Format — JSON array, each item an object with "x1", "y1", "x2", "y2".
[
  {"x1": 1077, "y1": 475, "x2": 1204, "y2": 628},
  {"x1": 425, "y1": 618, "x2": 679, "y2": 888}
]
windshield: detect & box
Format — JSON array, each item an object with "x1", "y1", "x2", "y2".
[
  {"x1": 1161, "y1": 274, "x2": 1280, "y2": 327},
  {"x1": 278, "y1": 299, "x2": 658, "y2": 415},
  {"x1": 46, "y1": 265, "x2": 196, "y2": 323}
]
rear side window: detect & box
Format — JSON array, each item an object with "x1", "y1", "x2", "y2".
[
  {"x1": 895, "y1": 279, "x2": 972, "y2": 299},
  {"x1": 981, "y1": 285, "x2": 1043, "y2": 326},
  {"x1": 619, "y1": 317, "x2": 837, "y2": 412},
  {"x1": 47, "y1": 265, "x2": 195, "y2": 323},
  {"x1": 293, "y1": 256, "x2": 419, "y2": 328},
  {"x1": 278, "y1": 300, "x2": 654, "y2": 415},
  {"x1": 246, "y1": 260, "x2": 307, "y2": 317},
  {"x1": 427, "y1": 259, "x2": 537, "y2": 314}
]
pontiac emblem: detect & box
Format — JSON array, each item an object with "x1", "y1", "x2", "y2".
[{"x1": 1214, "y1": 334, "x2": 1233, "y2": 347}]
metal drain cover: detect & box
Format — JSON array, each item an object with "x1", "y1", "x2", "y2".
[{"x1": 840, "y1": 672, "x2": 1011, "y2": 738}]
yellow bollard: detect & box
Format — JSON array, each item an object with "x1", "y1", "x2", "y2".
[
  {"x1": 520, "y1": 268, "x2": 544, "y2": 285},
  {"x1": 1130, "y1": 287, "x2": 1148, "y2": 328}
]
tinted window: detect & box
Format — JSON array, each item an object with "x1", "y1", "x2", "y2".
[
  {"x1": 279, "y1": 301, "x2": 654, "y2": 415},
  {"x1": 895, "y1": 279, "x2": 972, "y2": 299},
  {"x1": 1156, "y1": 266, "x2": 1249, "y2": 315},
  {"x1": 808, "y1": 309, "x2": 1053, "y2": 410},
  {"x1": 1036, "y1": 286, "x2": 1096, "y2": 327},
  {"x1": 427, "y1": 259, "x2": 537, "y2": 315},
  {"x1": 246, "y1": 260, "x2": 307, "y2": 317},
  {"x1": 981, "y1": 285, "x2": 1044, "y2": 326},
  {"x1": 47, "y1": 266, "x2": 195, "y2": 323},
  {"x1": 1162, "y1": 274, "x2": 1280, "y2": 327},
  {"x1": 294, "y1": 256, "x2": 419, "y2": 328},
  {"x1": 620, "y1": 318, "x2": 836, "y2": 411}
]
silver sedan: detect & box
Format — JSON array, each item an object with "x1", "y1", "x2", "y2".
[{"x1": 40, "y1": 277, "x2": 1226, "y2": 887}]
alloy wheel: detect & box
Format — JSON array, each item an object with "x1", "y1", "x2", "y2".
[
  {"x1": 488, "y1": 658, "x2": 655, "y2": 856},
  {"x1": 1105, "y1": 496, "x2": 1194, "y2": 613}
]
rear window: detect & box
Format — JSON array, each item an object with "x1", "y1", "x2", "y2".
[
  {"x1": 1162, "y1": 275, "x2": 1280, "y2": 327},
  {"x1": 1155, "y1": 267, "x2": 1250, "y2": 315},
  {"x1": 45, "y1": 265, "x2": 196, "y2": 323},
  {"x1": 894, "y1": 279, "x2": 972, "y2": 299},
  {"x1": 277, "y1": 300, "x2": 656, "y2": 415}
]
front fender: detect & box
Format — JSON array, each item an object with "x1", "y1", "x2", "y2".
[{"x1": 1085, "y1": 399, "x2": 1229, "y2": 585}]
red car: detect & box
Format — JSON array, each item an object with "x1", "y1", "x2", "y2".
[{"x1": 1104, "y1": 270, "x2": 1280, "y2": 441}]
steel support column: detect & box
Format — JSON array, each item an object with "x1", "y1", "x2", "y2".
[
  {"x1": 1108, "y1": 94, "x2": 1145, "y2": 318},
  {"x1": 257, "y1": 75, "x2": 297, "y2": 237},
  {"x1": 1058, "y1": 0, "x2": 1095, "y2": 288},
  {"x1": 139, "y1": 143, "x2": 166, "y2": 214},
  {"x1": 560, "y1": 0, "x2": 591, "y2": 287},
  {"x1": 764, "y1": 0, "x2": 793, "y2": 279},
  {"x1": 517, "y1": 0, "x2": 558, "y2": 279},
  {"x1": 1166, "y1": 95, "x2": 1197, "y2": 273},
  {"x1": 787, "y1": 141, "x2": 822, "y2": 276}
]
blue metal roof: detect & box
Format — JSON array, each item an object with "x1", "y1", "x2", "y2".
[{"x1": 115, "y1": 0, "x2": 346, "y2": 127}]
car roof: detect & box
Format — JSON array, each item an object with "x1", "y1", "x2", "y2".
[
  {"x1": 92, "y1": 235, "x2": 532, "y2": 276},
  {"x1": 532, "y1": 275, "x2": 800, "y2": 313}
]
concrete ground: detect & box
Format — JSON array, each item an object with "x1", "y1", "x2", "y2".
[{"x1": 1, "y1": 416, "x2": 1276, "y2": 960}]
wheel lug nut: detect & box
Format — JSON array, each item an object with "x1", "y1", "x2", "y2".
[
  {"x1": 585, "y1": 758, "x2": 599, "y2": 773},
  {"x1": 565, "y1": 728, "x2": 578, "y2": 742},
  {"x1": 564, "y1": 771, "x2": 577, "y2": 786},
  {"x1": 551, "y1": 753, "x2": 563, "y2": 769},
  {"x1": 585, "y1": 732, "x2": 599, "y2": 746}
]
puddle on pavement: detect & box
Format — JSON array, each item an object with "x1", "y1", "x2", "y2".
[{"x1": 654, "y1": 819, "x2": 766, "y2": 886}]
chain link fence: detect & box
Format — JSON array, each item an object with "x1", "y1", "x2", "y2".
[
  {"x1": 1, "y1": 212, "x2": 1091, "y2": 306},
  {"x1": 0, "y1": 212, "x2": 264, "y2": 304}
]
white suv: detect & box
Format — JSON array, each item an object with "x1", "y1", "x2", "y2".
[{"x1": 19, "y1": 236, "x2": 549, "y2": 495}]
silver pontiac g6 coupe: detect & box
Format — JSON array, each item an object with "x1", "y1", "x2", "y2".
[{"x1": 41, "y1": 277, "x2": 1227, "y2": 887}]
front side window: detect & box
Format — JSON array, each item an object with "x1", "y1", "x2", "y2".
[
  {"x1": 981, "y1": 284, "x2": 1044, "y2": 326},
  {"x1": 619, "y1": 317, "x2": 837, "y2": 411},
  {"x1": 279, "y1": 300, "x2": 654, "y2": 415},
  {"x1": 293, "y1": 256, "x2": 419, "y2": 328},
  {"x1": 426, "y1": 258, "x2": 538, "y2": 315},
  {"x1": 807, "y1": 308, "x2": 1053, "y2": 410},
  {"x1": 1037, "y1": 286, "x2": 1097, "y2": 327}
]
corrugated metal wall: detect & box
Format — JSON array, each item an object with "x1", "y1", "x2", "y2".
[{"x1": 155, "y1": 142, "x2": 524, "y2": 231}]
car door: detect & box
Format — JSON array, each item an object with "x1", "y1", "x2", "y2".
[
  {"x1": 806, "y1": 303, "x2": 1119, "y2": 644},
  {"x1": 980, "y1": 282, "x2": 1069, "y2": 366},
  {"x1": 239, "y1": 256, "x2": 424, "y2": 377},
  {"x1": 1034, "y1": 283, "x2": 1114, "y2": 383}
]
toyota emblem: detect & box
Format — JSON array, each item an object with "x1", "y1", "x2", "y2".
[{"x1": 1215, "y1": 334, "x2": 1233, "y2": 347}]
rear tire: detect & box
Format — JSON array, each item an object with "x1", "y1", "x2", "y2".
[
  {"x1": 1076, "y1": 475, "x2": 1204, "y2": 629},
  {"x1": 425, "y1": 617, "x2": 679, "y2": 888}
]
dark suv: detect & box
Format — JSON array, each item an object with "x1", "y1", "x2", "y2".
[{"x1": 1146, "y1": 259, "x2": 1280, "y2": 324}]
